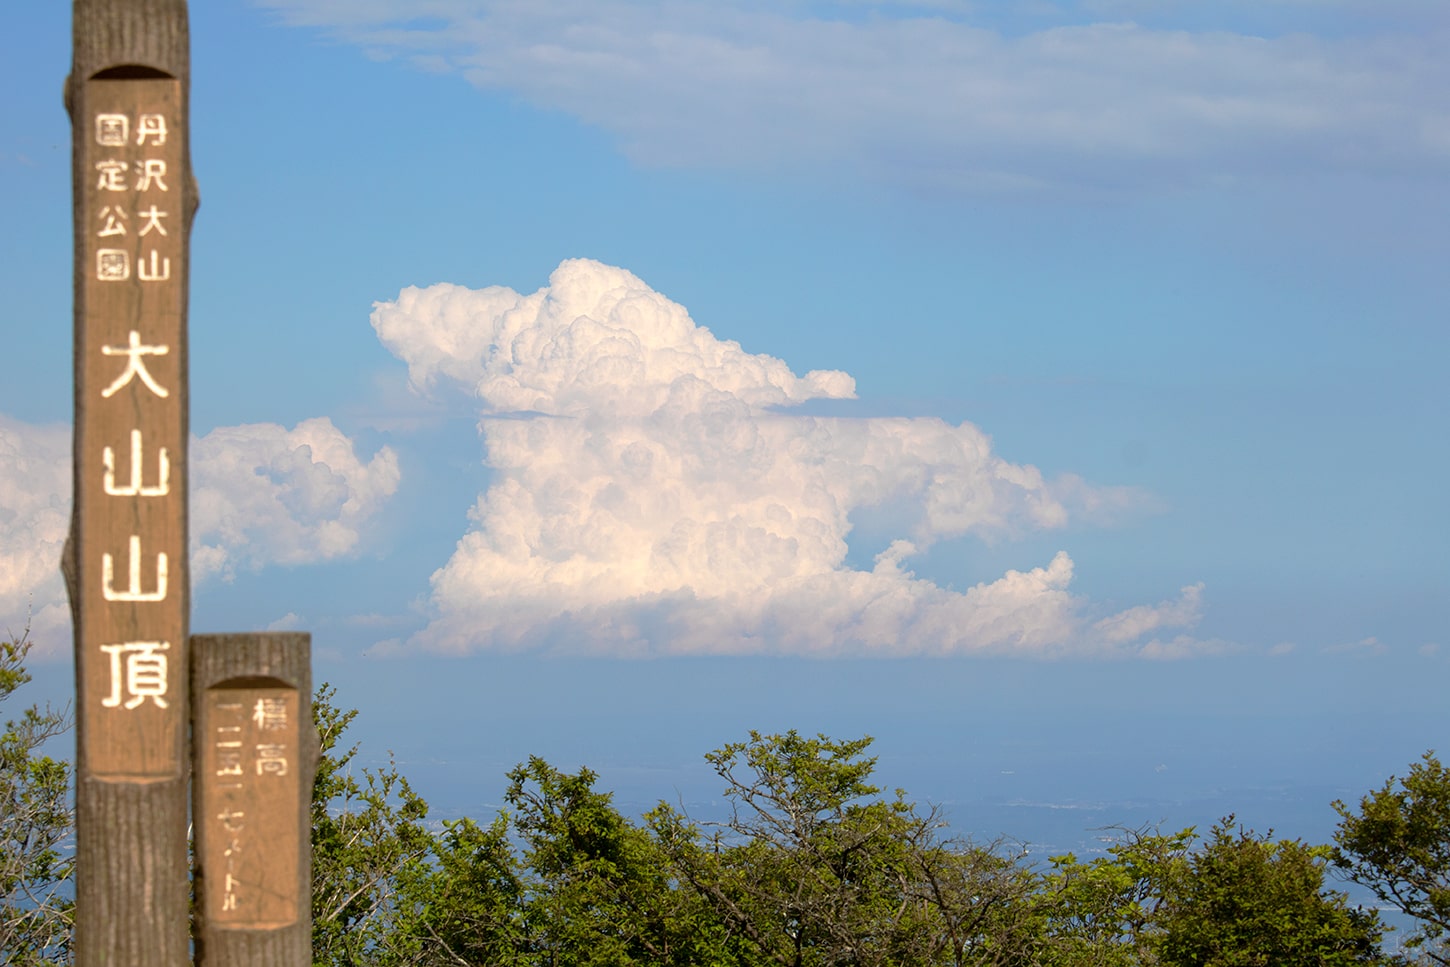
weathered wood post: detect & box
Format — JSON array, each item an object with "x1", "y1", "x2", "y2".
[
  {"x1": 63, "y1": 1, "x2": 195, "y2": 964},
  {"x1": 192, "y1": 633, "x2": 317, "y2": 967}
]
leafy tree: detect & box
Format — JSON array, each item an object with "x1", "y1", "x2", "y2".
[
  {"x1": 905, "y1": 834, "x2": 1043, "y2": 967},
  {"x1": 649, "y1": 731, "x2": 915, "y2": 967},
  {"x1": 0, "y1": 629, "x2": 73, "y2": 967},
  {"x1": 1041, "y1": 824, "x2": 1196, "y2": 966},
  {"x1": 7, "y1": 652, "x2": 1435, "y2": 967},
  {"x1": 506, "y1": 756, "x2": 730, "y2": 966},
  {"x1": 390, "y1": 813, "x2": 525, "y2": 967},
  {"x1": 311, "y1": 683, "x2": 436, "y2": 966},
  {"x1": 1152, "y1": 817, "x2": 1390, "y2": 967},
  {"x1": 650, "y1": 730, "x2": 1046, "y2": 967},
  {"x1": 1334, "y1": 753, "x2": 1450, "y2": 965}
]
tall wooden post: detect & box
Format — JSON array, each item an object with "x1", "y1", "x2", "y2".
[
  {"x1": 63, "y1": 2, "x2": 195, "y2": 964},
  {"x1": 192, "y1": 633, "x2": 316, "y2": 967}
]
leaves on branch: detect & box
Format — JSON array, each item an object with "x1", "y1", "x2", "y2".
[
  {"x1": 1, "y1": 650, "x2": 1440, "y2": 967},
  {"x1": 1, "y1": 629, "x2": 74, "y2": 967}
]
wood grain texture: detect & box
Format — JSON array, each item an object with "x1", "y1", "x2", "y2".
[
  {"x1": 192, "y1": 633, "x2": 316, "y2": 967},
  {"x1": 74, "y1": 777, "x2": 190, "y2": 965},
  {"x1": 73, "y1": 76, "x2": 189, "y2": 779},
  {"x1": 71, "y1": 0, "x2": 190, "y2": 82},
  {"x1": 68, "y1": 3, "x2": 195, "y2": 965}
]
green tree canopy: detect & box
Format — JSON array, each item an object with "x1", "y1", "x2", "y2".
[
  {"x1": 1152, "y1": 817, "x2": 1389, "y2": 967},
  {"x1": 1335, "y1": 752, "x2": 1450, "y2": 965},
  {"x1": 650, "y1": 730, "x2": 1044, "y2": 967},
  {"x1": 0, "y1": 630, "x2": 73, "y2": 966},
  {"x1": 1, "y1": 645, "x2": 1438, "y2": 967}
]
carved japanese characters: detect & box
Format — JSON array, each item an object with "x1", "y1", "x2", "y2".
[{"x1": 74, "y1": 78, "x2": 188, "y2": 777}]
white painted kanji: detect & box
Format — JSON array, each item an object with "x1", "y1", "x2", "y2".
[
  {"x1": 95, "y1": 113, "x2": 128, "y2": 146},
  {"x1": 96, "y1": 249, "x2": 130, "y2": 281},
  {"x1": 251, "y1": 697, "x2": 288, "y2": 730},
  {"x1": 103, "y1": 429, "x2": 170, "y2": 497},
  {"x1": 97, "y1": 206, "x2": 128, "y2": 237},
  {"x1": 255, "y1": 744, "x2": 288, "y2": 776},
  {"x1": 100, "y1": 330, "x2": 169, "y2": 399},
  {"x1": 99, "y1": 640, "x2": 170, "y2": 710},
  {"x1": 101, "y1": 534, "x2": 168, "y2": 603},
  {"x1": 136, "y1": 114, "x2": 168, "y2": 146},
  {"x1": 215, "y1": 752, "x2": 243, "y2": 777},
  {"x1": 137, "y1": 205, "x2": 168, "y2": 237},
  {"x1": 138, "y1": 250, "x2": 171, "y2": 282},
  {"x1": 135, "y1": 159, "x2": 167, "y2": 192},
  {"x1": 95, "y1": 160, "x2": 128, "y2": 191}
]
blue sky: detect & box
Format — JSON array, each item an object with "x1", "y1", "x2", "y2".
[{"x1": 2, "y1": 1, "x2": 1446, "y2": 846}]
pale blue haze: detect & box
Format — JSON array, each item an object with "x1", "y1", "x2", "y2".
[{"x1": 1, "y1": 1, "x2": 1445, "y2": 870}]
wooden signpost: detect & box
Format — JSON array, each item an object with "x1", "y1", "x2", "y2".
[
  {"x1": 193, "y1": 633, "x2": 316, "y2": 966},
  {"x1": 65, "y1": 2, "x2": 314, "y2": 963},
  {"x1": 66, "y1": 2, "x2": 195, "y2": 963}
]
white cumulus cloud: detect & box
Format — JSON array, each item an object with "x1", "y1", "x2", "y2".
[
  {"x1": 374, "y1": 258, "x2": 1203, "y2": 657},
  {"x1": 0, "y1": 417, "x2": 73, "y2": 650},
  {"x1": 0, "y1": 415, "x2": 399, "y2": 654},
  {"x1": 192, "y1": 417, "x2": 401, "y2": 581}
]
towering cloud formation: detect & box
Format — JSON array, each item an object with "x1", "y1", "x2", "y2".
[{"x1": 374, "y1": 259, "x2": 1203, "y2": 657}]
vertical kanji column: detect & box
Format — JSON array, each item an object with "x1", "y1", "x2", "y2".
[
  {"x1": 65, "y1": 2, "x2": 195, "y2": 964},
  {"x1": 193, "y1": 633, "x2": 316, "y2": 967}
]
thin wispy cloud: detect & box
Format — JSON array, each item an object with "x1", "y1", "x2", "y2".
[
  {"x1": 1323, "y1": 635, "x2": 1388, "y2": 656},
  {"x1": 257, "y1": 0, "x2": 1450, "y2": 194},
  {"x1": 374, "y1": 258, "x2": 1202, "y2": 657}
]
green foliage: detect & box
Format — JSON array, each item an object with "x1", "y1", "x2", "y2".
[
  {"x1": 651, "y1": 730, "x2": 914, "y2": 967},
  {"x1": 1042, "y1": 825, "x2": 1196, "y2": 965},
  {"x1": 650, "y1": 729, "x2": 1042, "y2": 967},
  {"x1": 390, "y1": 814, "x2": 524, "y2": 967},
  {"x1": 0, "y1": 647, "x2": 1440, "y2": 967},
  {"x1": 0, "y1": 630, "x2": 73, "y2": 966},
  {"x1": 298, "y1": 719, "x2": 1410, "y2": 967},
  {"x1": 506, "y1": 756, "x2": 711, "y2": 966},
  {"x1": 907, "y1": 836, "x2": 1043, "y2": 967},
  {"x1": 311, "y1": 683, "x2": 436, "y2": 966},
  {"x1": 307, "y1": 700, "x2": 736, "y2": 967},
  {"x1": 1334, "y1": 752, "x2": 1450, "y2": 965},
  {"x1": 1152, "y1": 818, "x2": 1389, "y2": 967}
]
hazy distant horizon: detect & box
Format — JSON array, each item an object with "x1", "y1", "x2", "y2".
[{"x1": 2, "y1": 8, "x2": 1441, "y2": 946}]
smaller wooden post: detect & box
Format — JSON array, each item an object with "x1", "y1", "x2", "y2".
[{"x1": 191, "y1": 633, "x2": 316, "y2": 967}]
